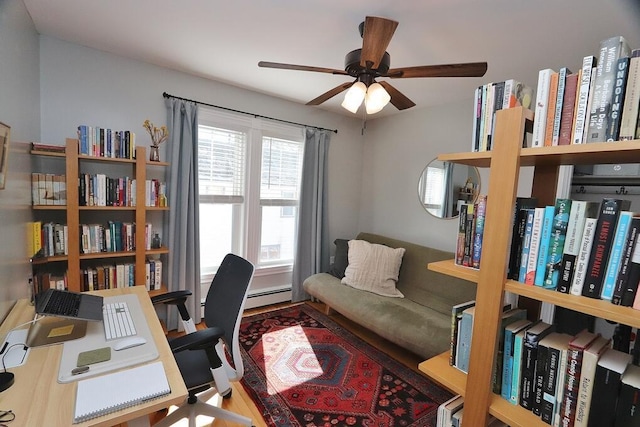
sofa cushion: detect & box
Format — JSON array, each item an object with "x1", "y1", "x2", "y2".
[
  {"x1": 341, "y1": 239, "x2": 405, "y2": 298},
  {"x1": 327, "y1": 238, "x2": 349, "y2": 279}
]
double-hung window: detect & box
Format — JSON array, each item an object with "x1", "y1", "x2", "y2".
[{"x1": 197, "y1": 107, "x2": 304, "y2": 302}]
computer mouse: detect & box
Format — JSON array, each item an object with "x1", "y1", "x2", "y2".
[{"x1": 113, "y1": 336, "x2": 147, "y2": 351}]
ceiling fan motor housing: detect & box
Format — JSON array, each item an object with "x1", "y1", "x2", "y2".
[{"x1": 345, "y1": 49, "x2": 390, "y2": 80}]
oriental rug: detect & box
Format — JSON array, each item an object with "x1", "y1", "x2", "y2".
[{"x1": 239, "y1": 304, "x2": 453, "y2": 427}]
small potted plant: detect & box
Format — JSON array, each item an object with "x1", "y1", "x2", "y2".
[{"x1": 143, "y1": 119, "x2": 169, "y2": 161}]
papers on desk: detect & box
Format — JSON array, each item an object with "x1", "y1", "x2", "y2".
[
  {"x1": 0, "y1": 329, "x2": 30, "y2": 369},
  {"x1": 74, "y1": 361, "x2": 170, "y2": 423}
]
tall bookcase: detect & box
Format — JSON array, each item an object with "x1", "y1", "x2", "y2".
[
  {"x1": 31, "y1": 138, "x2": 169, "y2": 295},
  {"x1": 418, "y1": 107, "x2": 640, "y2": 427}
]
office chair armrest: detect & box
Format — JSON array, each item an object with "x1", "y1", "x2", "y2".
[
  {"x1": 168, "y1": 326, "x2": 225, "y2": 353},
  {"x1": 150, "y1": 290, "x2": 193, "y2": 306}
]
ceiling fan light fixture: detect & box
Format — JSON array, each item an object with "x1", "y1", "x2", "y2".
[
  {"x1": 341, "y1": 81, "x2": 367, "y2": 113},
  {"x1": 365, "y1": 82, "x2": 391, "y2": 114}
]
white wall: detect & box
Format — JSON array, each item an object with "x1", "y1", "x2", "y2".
[{"x1": 0, "y1": 0, "x2": 41, "y2": 321}]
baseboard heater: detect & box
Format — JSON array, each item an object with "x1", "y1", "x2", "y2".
[{"x1": 200, "y1": 286, "x2": 291, "y2": 307}]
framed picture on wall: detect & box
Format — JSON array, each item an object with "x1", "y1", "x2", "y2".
[{"x1": 0, "y1": 121, "x2": 10, "y2": 190}]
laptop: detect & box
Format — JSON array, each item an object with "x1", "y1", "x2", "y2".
[{"x1": 35, "y1": 289, "x2": 104, "y2": 322}]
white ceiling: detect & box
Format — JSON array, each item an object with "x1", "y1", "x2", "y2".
[{"x1": 23, "y1": 0, "x2": 640, "y2": 119}]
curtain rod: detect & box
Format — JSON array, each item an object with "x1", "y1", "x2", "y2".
[{"x1": 162, "y1": 92, "x2": 338, "y2": 134}]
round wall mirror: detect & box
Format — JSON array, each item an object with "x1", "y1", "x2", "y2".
[{"x1": 417, "y1": 159, "x2": 480, "y2": 219}]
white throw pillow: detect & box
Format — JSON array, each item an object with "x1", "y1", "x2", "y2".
[{"x1": 341, "y1": 240, "x2": 405, "y2": 298}]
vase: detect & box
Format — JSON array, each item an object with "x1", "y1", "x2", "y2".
[{"x1": 149, "y1": 145, "x2": 160, "y2": 162}]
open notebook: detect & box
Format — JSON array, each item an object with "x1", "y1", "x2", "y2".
[{"x1": 73, "y1": 361, "x2": 170, "y2": 423}]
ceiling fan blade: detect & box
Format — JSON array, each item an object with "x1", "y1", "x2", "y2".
[
  {"x1": 378, "y1": 81, "x2": 416, "y2": 110},
  {"x1": 306, "y1": 81, "x2": 355, "y2": 106},
  {"x1": 386, "y1": 62, "x2": 488, "y2": 78},
  {"x1": 360, "y1": 16, "x2": 398, "y2": 70},
  {"x1": 258, "y1": 61, "x2": 348, "y2": 75}
]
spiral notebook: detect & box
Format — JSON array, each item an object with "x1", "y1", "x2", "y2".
[{"x1": 73, "y1": 361, "x2": 170, "y2": 423}]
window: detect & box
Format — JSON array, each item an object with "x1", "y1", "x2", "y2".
[{"x1": 197, "y1": 108, "x2": 304, "y2": 296}]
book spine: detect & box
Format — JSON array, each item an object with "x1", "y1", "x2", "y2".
[
  {"x1": 450, "y1": 301, "x2": 475, "y2": 366},
  {"x1": 519, "y1": 209, "x2": 535, "y2": 283},
  {"x1": 463, "y1": 203, "x2": 475, "y2": 267},
  {"x1": 533, "y1": 69, "x2": 555, "y2": 147},
  {"x1": 544, "y1": 72, "x2": 560, "y2": 146},
  {"x1": 511, "y1": 330, "x2": 526, "y2": 404},
  {"x1": 558, "y1": 73, "x2": 579, "y2": 145},
  {"x1": 526, "y1": 208, "x2": 545, "y2": 285},
  {"x1": 613, "y1": 217, "x2": 640, "y2": 305},
  {"x1": 574, "y1": 338, "x2": 610, "y2": 427},
  {"x1": 588, "y1": 350, "x2": 631, "y2": 426},
  {"x1": 558, "y1": 201, "x2": 587, "y2": 293},
  {"x1": 543, "y1": 199, "x2": 572, "y2": 290},
  {"x1": 520, "y1": 326, "x2": 552, "y2": 410},
  {"x1": 502, "y1": 328, "x2": 516, "y2": 400},
  {"x1": 534, "y1": 343, "x2": 549, "y2": 417},
  {"x1": 456, "y1": 310, "x2": 474, "y2": 373},
  {"x1": 535, "y1": 206, "x2": 556, "y2": 286},
  {"x1": 605, "y1": 56, "x2": 630, "y2": 142},
  {"x1": 479, "y1": 84, "x2": 488, "y2": 151},
  {"x1": 629, "y1": 239, "x2": 640, "y2": 309},
  {"x1": 573, "y1": 57, "x2": 597, "y2": 144},
  {"x1": 601, "y1": 211, "x2": 632, "y2": 300},
  {"x1": 455, "y1": 203, "x2": 467, "y2": 265},
  {"x1": 587, "y1": 36, "x2": 631, "y2": 142},
  {"x1": 472, "y1": 195, "x2": 487, "y2": 269},
  {"x1": 472, "y1": 86, "x2": 482, "y2": 151},
  {"x1": 509, "y1": 198, "x2": 538, "y2": 279},
  {"x1": 559, "y1": 348, "x2": 583, "y2": 427},
  {"x1": 582, "y1": 199, "x2": 630, "y2": 298},
  {"x1": 570, "y1": 218, "x2": 598, "y2": 295},
  {"x1": 541, "y1": 345, "x2": 562, "y2": 424},
  {"x1": 552, "y1": 68, "x2": 571, "y2": 146},
  {"x1": 619, "y1": 50, "x2": 640, "y2": 140}
]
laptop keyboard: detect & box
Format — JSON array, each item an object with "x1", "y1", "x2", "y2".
[
  {"x1": 103, "y1": 301, "x2": 137, "y2": 340},
  {"x1": 43, "y1": 290, "x2": 81, "y2": 317}
]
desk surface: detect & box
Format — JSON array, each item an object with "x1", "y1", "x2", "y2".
[{"x1": 0, "y1": 286, "x2": 188, "y2": 427}]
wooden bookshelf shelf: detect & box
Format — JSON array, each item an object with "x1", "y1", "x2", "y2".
[
  {"x1": 30, "y1": 149, "x2": 65, "y2": 157},
  {"x1": 427, "y1": 259, "x2": 479, "y2": 283},
  {"x1": 32, "y1": 205, "x2": 67, "y2": 210}
]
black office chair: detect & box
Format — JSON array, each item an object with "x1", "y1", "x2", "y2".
[{"x1": 151, "y1": 253, "x2": 255, "y2": 427}]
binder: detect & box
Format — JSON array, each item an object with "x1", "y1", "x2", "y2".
[{"x1": 73, "y1": 361, "x2": 170, "y2": 423}]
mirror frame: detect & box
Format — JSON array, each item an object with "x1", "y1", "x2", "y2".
[{"x1": 417, "y1": 159, "x2": 481, "y2": 219}]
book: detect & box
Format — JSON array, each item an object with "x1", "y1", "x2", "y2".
[
  {"x1": 437, "y1": 394, "x2": 464, "y2": 427},
  {"x1": 535, "y1": 206, "x2": 556, "y2": 286},
  {"x1": 494, "y1": 308, "x2": 528, "y2": 394},
  {"x1": 519, "y1": 208, "x2": 536, "y2": 283},
  {"x1": 582, "y1": 198, "x2": 631, "y2": 299},
  {"x1": 533, "y1": 68, "x2": 557, "y2": 147},
  {"x1": 539, "y1": 332, "x2": 572, "y2": 424},
  {"x1": 455, "y1": 203, "x2": 468, "y2": 265},
  {"x1": 509, "y1": 197, "x2": 539, "y2": 280},
  {"x1": 520, "y1": 321, "x2": 553, "y2": 410},
  {"x1": 614, "y1": 364, "x2": 640, "y2": 427},
  {"x1": 552, "y1": 67, "x2": 573, "y2": 146},
  {"x1": 450, "y1": 300, "x2": 476, "y2": 366},
  {"x1": 501, "y1": 318, "x2": 532, "y2": 401},
  {"x1": 511, "y1": 320, "x2": 540, "y2": 405},
  {"x1": 74, "y1": 361, "x2": 171, "y2": 423},
  {"x1": 586, "y1": 348, "x2": 631, "y2": 427},
  {"x1": 558, "y1": 202, "x2": 600, "y2": 293},
  {"x1": 629, "y1": 237, "x2": 640, "y2": 309},
  {"x1": 526, "y1": 207, "x2": 546, "y2": 285},
  {"x1": 601, "y1": 211, "x2": 633, "y2": 300},
  {"x1": 613, "y1": 216, "x2": 640, "y2": 305},
  {"x1": 463, "y1": 203, "x2": 475, "y2": 267},
  {"x1": 620, "y1": 50, "x2": 640, "y2": 140},
  {"x1": 605, "y1": 56, "x2": 630, "y2": 141},
  {"x1": 455, "y1": 305, "x2": 475, "y2": 373},
  {"x1": 558, "y1": 330, "x2": 599, "y2": 427},
  {"x1": 544, "y1": 71, "x2": 560, "y2": 146},
  {"x1": 543, "y1": 198, "x2": 572, "y2": 290},
  {"x1": 573, "y1": 56, "x2": 597, "y2": 144},
  {"x1": 472, "y1": 194, "x2": 487, "y2": 269},
  {"x1": 502, "y1": 79, "x2": 534, "y2": 110},
  {"x1": 574, "y1": 336, "x2": 611, "y2": 427},
  {"x1": 570, "y1": 216, "x2": 599, "y2": 296},
  {"x1": 472, "y1": 86, "x2": 483, "y2": 151},
  {"x1": 558, "y1": 72, "x2": 579, "y2": 145},
  {"x1": 586, "y1": 36, "x2": 631, "y2": 143}
]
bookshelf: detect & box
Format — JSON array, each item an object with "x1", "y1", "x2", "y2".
[
  {"x1": 418, "y1": 107, "x2": 640, "y2": 427},
  {"x1": 31, "y1": 138, "x2": 169, "y2": 296}
]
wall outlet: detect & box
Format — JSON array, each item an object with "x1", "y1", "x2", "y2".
[{"x1": 330, "y1": 256, "x2": 335, "y2": 264}]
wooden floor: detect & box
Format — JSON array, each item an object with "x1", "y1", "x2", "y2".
[{"x1": 144, "y1": 301, "x2": 426, "y2": 427}]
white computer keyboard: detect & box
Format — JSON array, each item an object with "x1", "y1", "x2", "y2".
[{"x1": 103, "y1": 301, "x2": 137, "y2": 340}]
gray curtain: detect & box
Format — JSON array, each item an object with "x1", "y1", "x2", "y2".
[
  {"x1": 163, "y1": 98, "x2": 201, "y2": 330},
  {"x1": 291, "y1": 128, "x2": 331, "y2": 302},
  {"x1": 443, "y1": 161, "x2": 454, "y2": 217}
]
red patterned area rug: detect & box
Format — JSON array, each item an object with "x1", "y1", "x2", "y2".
[{"x1": 239, "y1": 304, "x2": 453, "y2": 426}]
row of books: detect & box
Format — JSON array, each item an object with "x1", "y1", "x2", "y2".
[
  {"x1": 532, "y1": 35, "x2": 640, "y2": 147},
  {"x1": 27, "y1": 221, "x2": 67, "y2": 258},
  {"x1": 471, "y1": 80, "x2": 534, "y2": 151},
  {"x1": 80, "y1": 221, "x2": 155, "y2": 254},
  {"x1": 78, "y1": 173, "x2": 167, "y2": 208},
  {"x1": 436, "y1": 395, "x2": 507, "y2": 427},
  {"x1": 454, "y1": 195, "x2": 486, "y2": 268},
  {"x1": 450, "y1": 301, "x2": 640, "y2": 426},
  {"x1": 32, "y1": 271, "x2": 67, "y2": 295},
  {"x1": 77, "y1": 125, "x2": 137, "y2": 159},
  {"x1": 31, "y1": 173, "x2": 66, "y2": 206},
  {"x1": 79, "y1": 259, "x2": 162, "y2": 292},
  {"x1": 506, "y1": 197, "x2": 640, "y2": 308}
]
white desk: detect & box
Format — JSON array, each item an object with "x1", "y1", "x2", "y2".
[{"x1": 0, "y1": 286, "x2": 187, "y2": 426}]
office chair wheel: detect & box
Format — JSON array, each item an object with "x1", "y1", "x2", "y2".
[{"x1": 222, "y1": 389, "x2": 232, "y2": 399}]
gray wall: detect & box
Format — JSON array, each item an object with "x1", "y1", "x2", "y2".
[{"x1": 0, "y1": 0, "x2": 40, "y2": 321}]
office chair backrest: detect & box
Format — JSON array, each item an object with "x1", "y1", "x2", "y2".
[{"x1": 204, "y1": 253, "x2": 254, "y2": 379}]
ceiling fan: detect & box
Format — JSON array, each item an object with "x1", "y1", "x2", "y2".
[{"x1": 258, "y1": 16, "x2": 488, "y2": 114}]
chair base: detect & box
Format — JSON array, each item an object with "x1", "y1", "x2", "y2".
[{"x1": 152, "y1": 390, "x2": 253, "y2": 427}]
